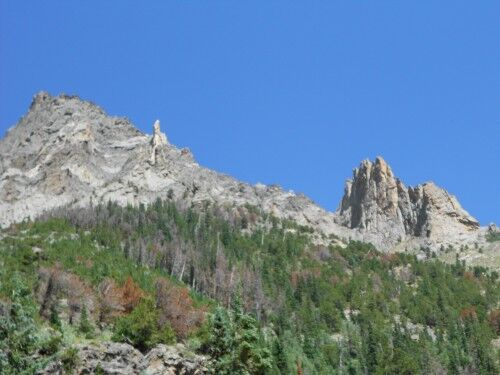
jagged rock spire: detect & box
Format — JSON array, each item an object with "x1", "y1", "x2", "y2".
[
  {"x1": 339, "y1": 156, "x2": 400, "y2": 229},
  {"x1": 149, "y1": 120, "x2": 168, "y2": 165},
  {"x1": 151, "y1": 120, "x2": 168, "y2": 146},
  {"x1": 336, "y1": 156, "x2": 479, "y2": 241}
]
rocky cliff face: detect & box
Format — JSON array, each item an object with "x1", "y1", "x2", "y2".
[
  {"x1": 0, "y1": 92, "x2": 345, "y2": 241},
  {"x1": 0, "y1": 92, "x2": 491, "y2": 252},
  {"x1": 336, "y1": 157, "x2": 480, "y2": 246}
]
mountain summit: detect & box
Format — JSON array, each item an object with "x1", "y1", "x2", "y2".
[{"x1": 0, "y1": 92, "x2": 492, "y2": 252}]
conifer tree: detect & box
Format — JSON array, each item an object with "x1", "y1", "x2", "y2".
[
  {"x1": 0, "y1": 274, "x2": 42, "y2": 373},
  {"x1": 49, "y1": 302, "x2": 61, "y2": 330},
  {"x1": 78, "y1": 306, "x2": 94, "y2": 338}
]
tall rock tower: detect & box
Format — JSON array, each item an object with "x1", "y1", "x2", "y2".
[
  {"x1": 149, "y1": 120, "x2": 168, "y2": 165},
  {"x1": 336, "y1": 156, "x2": 479, "y2": 245}
]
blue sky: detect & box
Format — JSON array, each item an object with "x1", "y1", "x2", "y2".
[{"x1": 1, "y1": 2, "x2": 499, "y2": 224}]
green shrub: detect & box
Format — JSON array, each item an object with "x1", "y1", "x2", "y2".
[
  {"x1": 49, "y1": 303, "x2": 62, "y2": 330},
  {"x1": 486, "y1": 231, "x2": 500, "y2": 242},
  {"x1": 39, "y1": 334, "x2": 62, "y2": 356},
  {"x1": 94, "y1": 363, "x2": 105, "y2": 375},
  {"x1": 1, "y1": 199, "x2": 499, "y2": 374},
  {"x1": 112, "y1": 298, "x2": 175, "y2": 352},
  {"x1": 204, "y1": 301, "x2": 272, "y2": 375},
  {"x1": 0, "y1": 274, "x2": 42, "y2": 373},
  {"x1": 61, "y1": 347, "x2": 79, "y2": 373}
]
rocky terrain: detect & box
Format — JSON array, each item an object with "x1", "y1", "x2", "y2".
[
  {"x1": 0, "y1": 92, "x2": 496, "y2": 253},
  {"x1": 335, "y1": 156, "x2": 494, "y2": 253},
  {"x1": 38, "y1": 342, "x2": 208, "y2": 375}
]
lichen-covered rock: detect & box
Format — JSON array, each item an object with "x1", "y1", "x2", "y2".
[
  {"x1": 338, "y1": 157, "x2": 405, "y2": 233},
  {"x1": 142, "y1": 344, "x2": 208, "y2": 375},
  {"x1": 78, "y1": 342, "x2": 144, "y2": 374},
  {"x1": 37, "y1": 342, "x2": 208, "y2": 375}
]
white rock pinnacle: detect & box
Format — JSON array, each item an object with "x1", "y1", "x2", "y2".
[{"x1": 150, "y1": 120, "x2": 168, "y2": 165}]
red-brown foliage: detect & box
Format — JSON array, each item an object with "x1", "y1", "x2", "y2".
[
  {"x1": 381, "y1": 253, "x2": 398, "y2": 264},
  {"x1": 296, "y1": 360, "x2": 303, "y2": 375},
  {"x1": 290, "y1": 268, "x2": 321, "y2": 289},
  {"x1": 290, "y1": 271, "x2": 299, "y2": 289},
  {"x1": 120, "y1": 276, "x2": 144, "y2": 313},
  {"x1": 463, "y1": 271, "x2": 477, "y2": 282},
  {"x1": 330, "y1": 275, "x2": 341, "y2": 286},
  {"x1": 459, "y1": 306, "x2": 477, "y2": 321},
  {"x1": 155, "y1": 278, "x2": 205, "y2": 338},
  {"x1": 37, "y1": 266, "x2": 97, "y2": 324},
  {"x1": 98, "y1": 276, "x2": 144, "y2": 322}
]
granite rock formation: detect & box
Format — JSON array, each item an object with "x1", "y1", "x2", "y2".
[
  {"x1": 0, "y1": 92, "x2": 493, "y2": 252},
  {"x1": 336, "y1": 156, "x2": 480, "y2": 246}
]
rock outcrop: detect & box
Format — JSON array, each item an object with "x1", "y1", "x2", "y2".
[
  {"x1": 142, "y1": 344, "x2": 209, "y2": 375},
  {"x1": 149, "y1": 120, "x2": 168, "y2": 165},
  {"x1": 337, "y1": 157, "x2": 405, "y2": 234},
  {"x1": 336, "y1": 157, "x2": 481, "y2": 249},
  {"x1": 38, "y1": 342, "x2": 208, "y2": 374},
  {"x1": 0, "y1": 92, "x2": 492, "y2": 252}
]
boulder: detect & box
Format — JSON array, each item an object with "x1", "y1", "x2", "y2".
[{"x1": 142, "y1": 344, "x2": 208, "y2": 375}]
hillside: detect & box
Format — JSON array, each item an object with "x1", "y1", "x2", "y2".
[
  {"x1": 1, "y1": 201, "x2": 499, "y2": 374},
  {"x1": 0, "y1": 92, "x2": 499, "y2": 374}
]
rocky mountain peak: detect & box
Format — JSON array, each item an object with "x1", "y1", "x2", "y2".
[
  {"x1": 339, "y1": 156, "x2": 400, "y2": 230},
  {"x1": 336, "y1": 157, "x2": 480, "y2": 246},
  {"x1": 30, "y1": 91, "x2": 51, "y2": 108},
  {"x1": 0, "y1": 92, "x2": 489, "y2": 252}
]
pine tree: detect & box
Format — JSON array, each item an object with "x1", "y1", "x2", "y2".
[
  {"x1": 207, "y1": 307, "x2": 231, "y2": 357},
  {"x1": 78, "y1": 306, "x2": 94, "y2": 338},
  {"x1": 273, "y1": 338, "x2": 288, "y2": 373},
  {"x1": 0, "y1": 274, "x2": 42, "y2": 373},
  {"x1": 206, "y1": 299, "x2": 272, "y2": 375},
  {"x1": 49, "y1": 302, "x2": 61, "y2": 330}
]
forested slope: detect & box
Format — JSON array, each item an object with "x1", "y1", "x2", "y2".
[{"x1": 0, "y1": 200, "x2": 499, "y2": 374}]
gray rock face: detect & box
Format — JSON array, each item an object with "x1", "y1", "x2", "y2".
[
  {"x1": 37, "y1": 342, "x2": 207, "y2": 375},
  {"x1": 0, "y1": 92, "x2": 491, "y2": 252},
  {"x1": 336, "y1": 157, "x2": 480, "y2": 248},
  {"x1": 142, "y1": 344, "x2": 209, "y2": 375},
  {"x1": 76, "y1": 342, "x2": 144, "y2": 374},
  {"x1": 0, "y1": 92, "x2": 348, "y2": 244}
]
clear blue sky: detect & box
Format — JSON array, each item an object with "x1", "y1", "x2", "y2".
[{"x1": 1, "y1": 2, "x2": 499, "y2": 224}]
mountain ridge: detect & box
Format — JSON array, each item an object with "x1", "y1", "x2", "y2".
[{"x1": 0, "y1": 91, "x2": 494, "y2": 253}]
